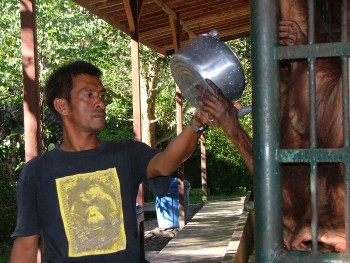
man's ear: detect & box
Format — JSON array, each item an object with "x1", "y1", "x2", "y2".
[{"x1": 53, "y1": 98, "x2": 69, "y2": 116}]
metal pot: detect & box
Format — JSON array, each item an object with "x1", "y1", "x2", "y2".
[{"x1": 170, "y1": 30, "x2": 247, "y2": 107}]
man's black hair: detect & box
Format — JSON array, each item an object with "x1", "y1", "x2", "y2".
[{"x1": 44, "y1": 60, "x2": 102, "y2": 118}]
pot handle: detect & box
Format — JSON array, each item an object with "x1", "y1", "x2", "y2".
[
  {"x1": 238, "y1": 105, "x2": 252, "y2": 118},
  {"x1": 209, "y1": 29, "x2": 219, "y2": 38}
]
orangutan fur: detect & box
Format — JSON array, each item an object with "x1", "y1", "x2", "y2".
[{"x1": 278, "y1": 0, "x2": 346, "y2": 251}]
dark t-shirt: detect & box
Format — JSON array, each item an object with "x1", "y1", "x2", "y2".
[{"x1": 12, "y1": 140, "x2": 170, "y2": 263}]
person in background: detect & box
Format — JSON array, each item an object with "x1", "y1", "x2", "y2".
[{"x1": 10, "y1": 60, "x2": 215, "y2": 263}]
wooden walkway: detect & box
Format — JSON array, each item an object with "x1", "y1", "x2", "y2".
[{"x1": 145, "y1": 197, "x2": 249, "y2": 263}]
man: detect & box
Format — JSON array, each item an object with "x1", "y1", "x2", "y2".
[{"x1": 10, "y1": 61, "x2": 212, "y2": 263}]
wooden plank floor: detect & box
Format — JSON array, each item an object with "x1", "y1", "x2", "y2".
[{"x1": 145, "y1": 197, "x2": 245, "y2": 263}]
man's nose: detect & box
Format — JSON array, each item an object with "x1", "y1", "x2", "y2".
[{"x1": 95, "y1": 97, "x2": 105, "y2": 110}]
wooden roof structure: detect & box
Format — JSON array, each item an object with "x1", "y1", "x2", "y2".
[{"x1": 72, "y1": 0, "x2": 251, "y2": 55}]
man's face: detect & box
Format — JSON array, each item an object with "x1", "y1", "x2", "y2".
[{"x1": 65, "y1": 74, "x2": 106, "y2": 133}]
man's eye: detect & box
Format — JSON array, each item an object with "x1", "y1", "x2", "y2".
[{"x1": 99, "y1": 93, "x2": 105, "y2": 99}]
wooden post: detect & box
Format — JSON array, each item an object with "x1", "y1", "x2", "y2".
[
  {"x1": 20, "y1": 2, "x2": 42, "y2": 262},
  {"x1": 20, "y1": 0, "x2": 41, "y2": 162},
  {"x1": 201, "y1": 133, "x2": 208, "y2": 202},
  {"x1": 125, "y1": 0, "x2": 145, "y2": 261},
  {"x1": 126, "y1": 0, "x2": 143, "y2": 205},
  {"x1": 169, "y1": 13, "x2": 188, "y2": 229}
]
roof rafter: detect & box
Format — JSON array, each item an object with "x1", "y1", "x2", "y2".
[{"x1": 152, "y1": 0, "x2": 196, "y2": 39}]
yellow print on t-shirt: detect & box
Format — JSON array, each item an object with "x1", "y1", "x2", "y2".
[{"x1": 56, "y1": 168, "x2": 126, "y2": 257}]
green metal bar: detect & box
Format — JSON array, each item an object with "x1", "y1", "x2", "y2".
[
  {"x1": 342, "y1": 59, "x2": 350, "y2": 256},
  {"x1": 309, "y1": 56, "x2": 319, "y2": 250},
  {"x1": 277, "y1": 43, "x2": 350, "y2": 60},
  {"x1": 250, "y1": 0, "x2": 283, "y2": 262},
  {"x1": 341, "y1": 0, "x2": 350, "y2": 254},
  {"x1": 345, "y1": 164, "x2": 350, "y2": 254},
  {"x1": 307, "y1": 0, "x2": 318, "y2": 251},
  {"x1": 341, "y1": 0, "x2": 349, "y2": 43},
  {"x1": 279, "y1": 149, "x2": 350, "y2": 163},
  {"x1": 307, "y1": 0, "x2": 315, "y2": 45},
  {"x1": 278, "y1": 250, "x2": 350, "y2": 262},
  {"x1": 342, "y1": 57, "x2": 349, "y2": 149},
  {"x1": 310, "y1": 161, "x2": 318, "y2": 251}
]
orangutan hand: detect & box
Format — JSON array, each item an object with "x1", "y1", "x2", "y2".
[
  {"x1": 279, "y1": 20, "x2": 307, "y2": 46},
  {"x1": 195, "y1": 79, "x2": 241, "y2": 135}
]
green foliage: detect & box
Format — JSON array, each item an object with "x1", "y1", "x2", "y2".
[
  {"x1": 205, "y1": 128, "x2": 252, "y2": 194},
  {"x1": 151, "y1": 56, "x2": 179, "y2": 141},
  {"x1": 0, "y1": 0, "x2": 25, "y2": 174},
  {"x1": 36, "y1": 0, "x2": 132, "y2": 93},
  {"x1": 0, "y1": 246, "x2": 10, "y2": 263},
  {"x1": 227, "y1": 37, "x2": 253, "y2": 136},
  {"x1": 0, "y1": 103, "x2": 23, "y2": 252},
  {"x1": 0, "y1": 2, "x2": 22, "y2": 90},
  {"x1": 0, "y1": 94, "x2": 23, "y2": 251},
  {"x1": 0, "y1": 166, "x2": 17, "y2": 252},
  {"x1": 0, "y1": 23, "x2": 25, "y2": 244},
  {"x1": 98, "y1": 98, "x2": 134, "y2": 141}
]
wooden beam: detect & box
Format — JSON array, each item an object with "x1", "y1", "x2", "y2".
[
  {"x1": 20, "y1": 0, "x2": 41, "y2": 162},
  {"x1": 123, "y1": 0, "x2": 136, "y2": 32},
  {"x1": 160, "y1": 23, "x2": 251, "y2": 53},
  {"x1": 184, "y1": 8, "x2": 250, "y2": 28},
  {"x1": 169, "y1": 13, "x2": 182, "y2": 51},
  {"x1": 123, "y1": 0, "x2": 144, "y2": 33},
  {"x1": 95, "y1": 4, "x2": 123, "y2": 14},
  {"x1": 152, "y1": 0, "x2": 196, "y2": 38},
  {"x1": 88, "y1": 0, "x2": 108, "y2": 5},
  {"x1": 131, "y1": 42, "x2": 141, "y2": 142},
  {"x1": 93, "y1": 1, "x2": 124, "y2": 12}
]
